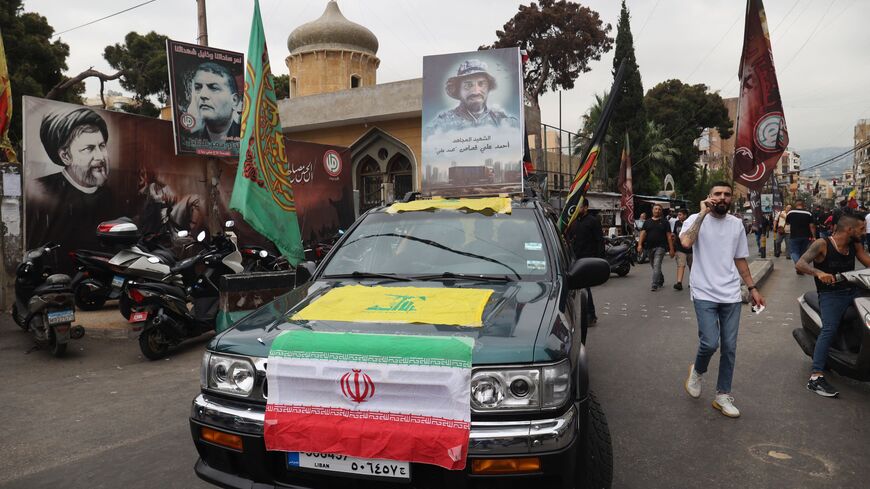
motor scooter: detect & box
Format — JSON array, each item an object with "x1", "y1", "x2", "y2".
[
  {"x1": 12, "y1": 243, "x2": 84, "y2": 357},
  {"x1": 795, "y1": 269, "x2": 870, "y2": 381},
  {"x1": 604, "y1": 235, "x2": 636, "y2": 277},
  {"x1": 126, "y1": 221, "x2": 243, "y2": 360}
]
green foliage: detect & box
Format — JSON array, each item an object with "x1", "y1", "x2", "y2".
[
  {"x1": 687, "y1": 166, "x2": 728, "y2": 211},
  {"x1": 0, "y1": 0, "x2": 83, "y2": 149},
  {"x1": 119, "y1": 100, "x2": 160, "y2": 118},
  {"x1": 607, "y1": 1, "x2": 646, "y2": 192},
  {"x1": 644, "y1": 79, "x2": 732, "y2": 199},
  {"x1": 273, "y1": 74, "x2": 289, "y2": 99},
  {"x1": 103, "y1": 31, "x2": 170, "y2": 106},
  {"x1": 482, "y1": 0, "x2": 613, "y2": 104}
]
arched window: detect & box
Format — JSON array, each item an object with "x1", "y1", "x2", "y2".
[
  {"x1": 290, "y1": 77, "x2": 297, "y2": 97},
  {"x1": 358, "y1": 157, "x2": 383, "y2": 212},
  {"x1": 388, "y1": 155, "x2": 413, "y2": 201},
  {"x1": 350, "y1": 74, "x2": 361, "y2": 88}
]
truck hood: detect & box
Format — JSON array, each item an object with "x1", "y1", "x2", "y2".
[{"x1": 211, "y1": 279, "x2": 558, "y2": 365}]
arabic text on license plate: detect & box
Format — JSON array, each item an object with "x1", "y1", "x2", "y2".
[
  {"x1": 111, "y1": 275, "x2": 124, "y2": 288},
  {"x1": 47, "y1": 309, "x2": 75, "y2": 325},
  {"x1": 129, "y1": 311, "x2": 148, "y2": 323},
  {"x1": 287, "y1": 452, "x2": 410, "y2": 480}
]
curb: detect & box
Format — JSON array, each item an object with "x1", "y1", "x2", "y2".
[{"x1": 741, "y1": 259, "x2": 774, "y2": 303}]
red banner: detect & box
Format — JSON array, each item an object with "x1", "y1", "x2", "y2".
[{"x1": 733, "y1": 0, "x2": 788, "y2": 190}]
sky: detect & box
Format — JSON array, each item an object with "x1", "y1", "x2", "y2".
[{"x1": 22, "y1": 0, "x2": 870, "y2": 152}]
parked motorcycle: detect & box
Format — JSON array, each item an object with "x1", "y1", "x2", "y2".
[
  {"x1": 12, "y1": 243, "x2": 84, "y2": 357},
  {"x1": 126, "y1": 221, "x2": 243, "y2": 360},
  {"x1": 240, "y1": 245, "x2": 289, "y2": 272},
  {"x1": 70, "y1": 217, "x2": 188, "y2": 317},
  {"x1": 605, "y1": 235, "x2": 637, "y2": 277},
  {"x1": 795, "y1": 269, "x2": 870, "y2": 381}
]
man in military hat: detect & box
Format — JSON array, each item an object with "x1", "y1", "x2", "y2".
[
  {"x1": 429, "y1": 59, "x2": 518, "y2": 132},
  {"x1": 27, "y1": 107, "x2": 114, "y2": 247}
]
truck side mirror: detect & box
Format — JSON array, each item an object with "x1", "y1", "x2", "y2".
[{"x1": 567, "y1": 258, "x2": 610, "y2": 290}]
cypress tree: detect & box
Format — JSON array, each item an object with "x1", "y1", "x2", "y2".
[{"x1": 607, "y1": 1, "x2": 647, "y2": 192}]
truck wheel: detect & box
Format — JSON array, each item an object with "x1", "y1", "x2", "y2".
[
  {"x1": 74, "y1": 284, "x2": 107, "y2": 311},
  {"x1": 577, "y1": 391, "x2": 613, "y2": 489},
  {"x1": 139, "y1": 326, "x2": 169, "y2": 361},
  {"x1": 615, "y1": 263, "x2": 630, "y2": 277},
  {"x1": 48, "y1": 327, "x2": 67, "y2": 358}
]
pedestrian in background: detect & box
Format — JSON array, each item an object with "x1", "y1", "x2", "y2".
[
  {"x1": 864, "y1": 208, "x2": 870, "y2": 251},
  {"x1": 787, "y1": 200, "x2": 816, "y2": 269},
  {"x1": 568, "y1": 200, "x2": 604, "y2": 325},
  {"x1": 680, "y1": 181, "x2": 765, "y2": 418},
  {"x1": 636, "y1": 204, "x2": 674, "y2": 291},
  {"x1": 672, "y1": 208, "x2": 692, "y2": 291},
  {"x1": 774, "y1": 205, "x2": 791, "y2": 257}
]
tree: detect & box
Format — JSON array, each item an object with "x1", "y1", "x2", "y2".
[
  {"x1": 483, "y1": 0, "x2": 612, "y2": 161},
  {"x1": 273, "y1": 74, "x2": 289, "y2": 99},
  {"x1": 0, "y1": 0, "x2": 84, "y2": 149},
  {"x1": 640, "y1": 120, "x2": 679, "y2": 193},
  {"x1": 606, "y1": 1, "x2": 646, "y2": 192},
  {"x1": 103, "y1": 31, "x2": 170, "y2": 115},
  {"x1": 644, "y1": 79, "x2": 732, "y2": 199}
]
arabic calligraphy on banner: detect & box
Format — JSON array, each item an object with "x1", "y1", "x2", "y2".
[
  {"x1": 433, "y1": 135, "x2": 513, "y2": 156},
  {"x1": 289, "y1": 162, "x2": 313, "y2": 184}
]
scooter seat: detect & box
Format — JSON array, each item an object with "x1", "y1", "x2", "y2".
[
  {"x1": 133, "y1": 281, "x2": 185, "y2": 298},
  {"x1": 606, "y1": 245, "x2": 628, "y2": 256},
  {"x1": 150, "y1": 249, "x2": 177, "y2": 266},
  {"x1": 803, "y1": 291, "x2": 819, "y2": 313},
  {"x1": 45, "y1": 274, "x2": 71, "y2": 285},
  {"x1": 34, "y1": 280, "x2": 73, "y2": 295}
]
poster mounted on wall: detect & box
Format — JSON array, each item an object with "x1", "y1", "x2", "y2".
[
  {"x1": 166, "y1": 39, "x2": 244, "y2": 157},
  {"x1": 421, "y1": 47, "x2": 524, "y2": 196}
]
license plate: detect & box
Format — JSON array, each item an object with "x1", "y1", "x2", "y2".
[
  {"x1": 47, "y1": 309, "x2": 75, "y2": 325},
  {"x1": 129, "y1": 311, "x2": 148, "y2": 323},
  {"x1": 287, "y1": 452, "x2": 410, "y2": 480},
  {"x1": 111, "y1": 275, "x2": 125, "y2": 289}
]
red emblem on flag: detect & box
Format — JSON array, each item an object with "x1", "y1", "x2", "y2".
[{"x1": 340, "y1": 369, "x2": 375, "y2": 403}]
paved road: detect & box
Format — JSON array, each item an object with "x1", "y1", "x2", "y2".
[
  {"x1": 588, "y1": 255, "x2": 870, "y2": 488},
  {"x1": 1, "y1": 255, "x2": 868, "y2": 488}
]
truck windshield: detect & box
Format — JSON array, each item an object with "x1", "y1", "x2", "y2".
[{"x1": 322, "y1": 209, "x2": 549, "y2": 280}]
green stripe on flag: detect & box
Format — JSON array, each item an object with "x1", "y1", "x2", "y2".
[{"x1": 270, "y1": 330, "x2": 473, "y2": 367}]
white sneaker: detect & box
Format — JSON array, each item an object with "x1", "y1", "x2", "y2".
[
  {"x1": 684, "y1": 364, "x2": 702, "y2": 399},
  {"x1": 712, "y1": 393, "x2": 740, "y2": 418}
]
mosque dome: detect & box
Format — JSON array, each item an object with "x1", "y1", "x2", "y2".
[{"x1": 287, "y1": 1, "x2": 379, "y2": 56}]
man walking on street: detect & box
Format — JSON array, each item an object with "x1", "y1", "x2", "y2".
[
  {"x1": 568, "y1": 200, "x2": 604, "y2": 324},
  {"x1": 774, "y1": 205, "x2": 791, "y2": 257},
  {"x1": 795, "y1": 210, "x2": 870, "y2": 397},
  {"x1": 787, "y1": 200, "x2": 816, "y2": 267},
  {"x1": 672, "y1": 208, "x2": 692, "y2": 291},
  {"x1": 680, "y1": 182, "x2": 765, "y2": 418},
  {"x1": 637, "y1": 204, "x2": 675, "y2": 291}
]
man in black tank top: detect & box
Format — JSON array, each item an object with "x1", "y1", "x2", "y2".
[{"x1": 796, "y1": 210, "x2": 870, "y2": 397}]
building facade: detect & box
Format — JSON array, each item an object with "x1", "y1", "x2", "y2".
[{"x1": 853, "y1": 119, "x2": 870, "y2": 200}]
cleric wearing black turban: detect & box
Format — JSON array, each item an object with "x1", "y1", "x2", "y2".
[{"x1": 27, "y1": 107, "x2": 113, "y2": 249}]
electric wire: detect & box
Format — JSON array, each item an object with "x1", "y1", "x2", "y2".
[
  {"x1": 779, "y1": 0, "x2": 836, "y2": 72},
  {"x1": 52, "y1": 0, "x2": 161, "y2": 38},
  {"x1": 791, "y1": 140, "x2": 870, "y2": 174}
]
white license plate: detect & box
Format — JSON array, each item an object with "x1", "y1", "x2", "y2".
[
  {"x1": 287, "y1": 452, "x2": 410, "y2": 480},
  {"x1": 111, "y1": 275, "x2": 125, "y2": 289},
  {"x1": 47, "y1": 309, "x2": 75, "y2": 325}
]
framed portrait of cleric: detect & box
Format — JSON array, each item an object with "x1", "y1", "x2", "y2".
[
  {"x1": 166, "y1": 39, "x2": 244, "y2": 157},
  {"x1": 421, "y1": 47, "x2": 524, "y2": 196}
]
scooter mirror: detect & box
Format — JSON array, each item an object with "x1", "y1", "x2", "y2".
[
  {"x1": 258, "y1": 249, "x2": 269, "y2": 258},
  {"x1": 147, "y1": 256, "x2": 161, "y2": 264},
  {"x1": 225, "y1": 220, "x2": 235, "y2": 228},
  {"x1": 197, "y1": 230, "x2": 207, "y2": 242},
  {"x1": 177, "y1": 230, "x2": 189, "y2": 238}
]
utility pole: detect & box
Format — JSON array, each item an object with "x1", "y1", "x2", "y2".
[{"x1": 196, "y1": 0, "x2": 209, "y2": 46}]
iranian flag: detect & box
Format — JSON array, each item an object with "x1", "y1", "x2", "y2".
[{"x1": 264, "y1": 330, "x2": 474, "y2": 470}]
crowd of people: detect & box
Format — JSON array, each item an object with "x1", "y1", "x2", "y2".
[{"x1": 566, "y1": 186, "x2": 865, "y2": 418}]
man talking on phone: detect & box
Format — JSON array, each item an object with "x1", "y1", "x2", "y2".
[{"x1": 679, "y1": 181, "x2": 765, "y2": 418}]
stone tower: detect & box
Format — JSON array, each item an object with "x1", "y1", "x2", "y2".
[{"x1": 285, "y1": 1, "x2": 380, "y2": 98}]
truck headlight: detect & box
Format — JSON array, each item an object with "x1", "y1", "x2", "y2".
[
  {"x1": 203, "y1": 352, "x2": 256, "y2": 397},
  {"x1": 470, "y1": 360, "x2": 570, "y2": 412}
]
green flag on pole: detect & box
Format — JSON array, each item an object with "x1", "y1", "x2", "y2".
[{"x1": 230, "y1": 0, "x2": 304, "y2": 264}]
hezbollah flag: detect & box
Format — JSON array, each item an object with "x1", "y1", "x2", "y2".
[
  {"x1": 264, "y1": 330, "x2": 473, "y2": 470},
  {"x1": 558, "y1": 60, "x2": 626, "y2": 232},
  {"x1": 733, "y1": 0, "x2": 788, "y2": 190},
  {"x1": 230, "y1": 0, "x2": 303, "y2": 263},
  {"x1": 0, "y1": 29, "x2": 17, "y2": 163}
]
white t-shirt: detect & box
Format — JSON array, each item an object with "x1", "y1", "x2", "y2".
[
  {"x1": 680, "y1": 212, "x2": 749, "y2": 303},
  {"x1": 864, "y1": 212, "x2": 870, "y2": 234}
]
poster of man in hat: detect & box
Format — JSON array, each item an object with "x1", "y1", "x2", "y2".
[{"x1": 421, "y1": 47, "x2": 524, "y2": 195}]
